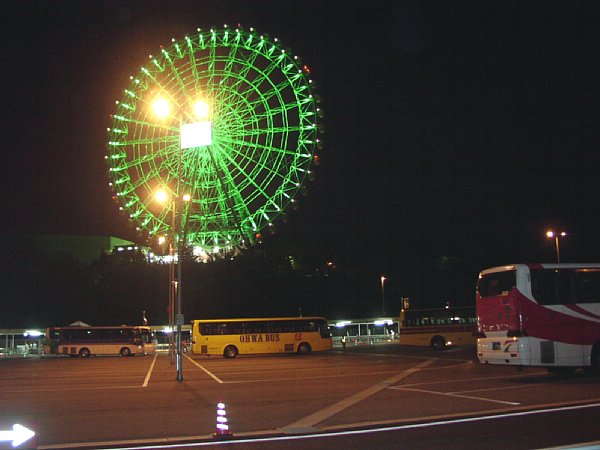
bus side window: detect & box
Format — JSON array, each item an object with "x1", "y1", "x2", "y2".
[
  {"x1": 273, "y1": 321, "x2": 293, "y2": 333},
  {"x1": 531, "y1": 270, "x2": 550, "y2": 304},
  {"x1": 532, "y1": 269, "x2": 572, "y2": 305},
  {"x1": 576, "y1": 270, "x2": 600, "y2": 304},
  {"x1": 557, "y1": 270, "x2": 577, "y2": 304}
]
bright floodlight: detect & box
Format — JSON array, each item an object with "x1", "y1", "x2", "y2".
[
  {"x1": 152, "y1": 98, "x2": 170, "y2": 118},
  {"x1": 546, "y1": 230, "x2": 567, "y2": 239},
  {"x1": 155, "y1": 190, "x2": 169, "y2": 203},
  {"x1": 181, "y1": 121, "x2": 212, "y2": 148},
  {"x1": 193, "y1": 100, "x2": 210, "y2": 119}
]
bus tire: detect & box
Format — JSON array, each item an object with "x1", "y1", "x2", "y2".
[
  {"x1": 120, "y1": 347, "x2": 131, "y2": 357},
  {"x1": 297, "y1": 342, "x2": 311, "y2": 355},
  {"x1": 223, "y1": 345, "x2": 238, "y2": 359},
  {"x1": 430, "y1": 336, "x2": 446, "y2": 350},
  {"x1": 590, "y1": 342, "x2": 600, "y2": 376},
  {"x1": 79, "y1": 348, "x2": 91, "y2": 358}
]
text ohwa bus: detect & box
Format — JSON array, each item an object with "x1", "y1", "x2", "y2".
[
  {"x1": 191, "y1": 317, "x2": 332, "y2": 358},
  {"x1": 45, "y1": 325, "x2": 155, "y2": 357},
  {"x1": 476, "y1": 264, "x2": 600, "y2": 374},
  {"x1": 399, "y1": 306, "x2": 477, "y2": 349}
]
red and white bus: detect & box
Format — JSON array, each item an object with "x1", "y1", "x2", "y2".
[{"x1": 476, "y1": 264, "x2": 600, "y2": 374}]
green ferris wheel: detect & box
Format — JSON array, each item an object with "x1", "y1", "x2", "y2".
[{"x1": 106, "y1": 25, "x2": 322, "y2": 256}]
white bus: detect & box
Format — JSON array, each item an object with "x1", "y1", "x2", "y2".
[
  {"x1": 476, "y1": 264, "x2": 600, "y2": 374},
  {"x1": 46, "y1": 325, "x2": 155, "y2": 357}
]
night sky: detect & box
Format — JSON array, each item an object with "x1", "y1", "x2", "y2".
[{"x1": 3, "y1": 1, "x2": 600, "y2": 325}]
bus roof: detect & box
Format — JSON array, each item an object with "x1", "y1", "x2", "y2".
[
  {"x1": 479, "y1": 263, "x2": 600, "y2": 275},
  {"x1": 56, "y1": 325, "x2": 149, "y2": 330},
  {"x1": 191, "y1": 317, "x2": 326, "y2": 323}
]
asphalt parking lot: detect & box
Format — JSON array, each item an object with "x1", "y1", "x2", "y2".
[{"x1": 1, "y1": 344, "x2": 600, "y2": 449}]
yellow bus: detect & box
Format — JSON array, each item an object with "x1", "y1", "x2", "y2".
[
  {"x1": 399, "y1": 306, "x2": 477, "y2": 350},
  {"x1": 191, "y1": 317, "x2": 332, "y2": 358}
]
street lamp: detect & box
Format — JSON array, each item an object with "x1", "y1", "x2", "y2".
[
  {"x1": 546, "y1": 230, "x2": 566, "y2": 263},
  {"x1": 152, "y1": 96, "x2": 212, "y2": 382},
  {"x1": 380, "y1": 276, "x2": 387, "y2": 316}
]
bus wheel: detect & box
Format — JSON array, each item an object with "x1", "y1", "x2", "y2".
[
  {"x1": 120, "y1": 347, "x2": 131, "y2": 357},
  {"x1": 79, "y1": 348, "x2": 91, "y2": 358},
  {"x1": 430, "y1": 336, "x2": 446, "y2": 350},
  {"x1": 590, "y1": 343, "x2": 600, "y2": 376},
  {"x1": 297, "y1": 343, "x2": 311, "y2": 355},
  {"x1": 224, "y1": 345, "x2": 238, "y2": 359}
]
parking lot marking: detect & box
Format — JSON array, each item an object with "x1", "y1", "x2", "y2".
[
  {"x1": 142, "y1": 353, "x2": 158, "y2": 387},
  {"x1": 398, "y1": 371, "x2": 547, "y2": 389},
  {"x1": 35, "y1": 402, "x2": 600, "y2": 449},
  {"x1": 391, "y1": 386, "x2": 521, "y2": 406},
  {"x1": 366, "y1": 352, "x2": 474, "y2": 363},
  {"x1": 222, "y1": 369, "x2": 415, "y2": 384},
  {"x1": 184, "y1": 354, "x2": 223, "y2": 383},
  {"x1": 0, "y1": 385, "x2": 141, "y2": 394},
  {"x1": 452, "y1": 383, "x2": 549, "y2": 396},
  {"x1": 280, "y1": 359, "x2": 434, "y2": 433}
]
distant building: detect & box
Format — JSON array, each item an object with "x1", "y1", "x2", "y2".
[{"x1": 32, "y1": 234, "x2": 145, "y2": 265}]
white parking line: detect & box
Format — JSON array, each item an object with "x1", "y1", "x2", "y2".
[
  {"x1": 142, "y1": 353, "x2": 158, "y2": 387},
  {"x1": 280, "y1": 359, "x2": 434, "y2": 433},
  {"x1": 0, "y1": 385, "x2": 141, "y2": 394},
  {"x1": 398, "y1": 371, "x2": 547, "y2": 389},
  {"x1": 391, "y1": 385, "x2": 521, "y2": 406},
  {"x1": 388, "y1": 371, "x2": 553, "y2": 406},
  {"x1": 184, "y1": 354, "x2": 224, "y2": 383},
  {"x1": 37, "y1": 402, "x2": 600, "y2": 449}
]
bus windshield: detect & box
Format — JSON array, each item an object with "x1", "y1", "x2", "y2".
[{"x1": 477, "y1": 269, "x2": 516, "y2": 298}]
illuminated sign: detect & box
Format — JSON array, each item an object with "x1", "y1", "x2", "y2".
[{"x1": 0, "y1": 424, "x2": 35, "y2": 448}]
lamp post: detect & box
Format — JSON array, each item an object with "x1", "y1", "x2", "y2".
[
  {"x1": 157, "y1": 193, "x2": 177, "y2": 365},
  {"x1": 380, "y1": 276, "x2": 387, "y2": 316},
  {"x1": 546, "y1": 230, "x2": 566, "y2": 263},
  {"x1": 156, "y1": 193, "x2": 183, "y2": 366},
  {"x1": 158, "y1": 234, "x2": 174, "y2": 364},
  {"x1": 152, "y1": 97, "x2": 212, "y2": 382}
]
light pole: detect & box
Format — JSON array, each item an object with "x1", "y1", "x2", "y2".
[
  {"x1": 152, "y1": 97, "x2": 212, "y2": 382},
  {"x1": 156, "y1": 193, "x2": 183, "y2": 366},
  {"x1": 157, "y1": 234, "x2": 175, "y2": 364},
  {"x1": 546, "y1": 230, "x2": 566, "y2": 263},
  {"x1": 380, "y1": 276, "x2": 387, "y2": 316}
]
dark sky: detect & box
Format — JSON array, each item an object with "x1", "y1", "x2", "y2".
[{"x1": 3, "y1": 0, "x2": 600, "y2": 311}]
